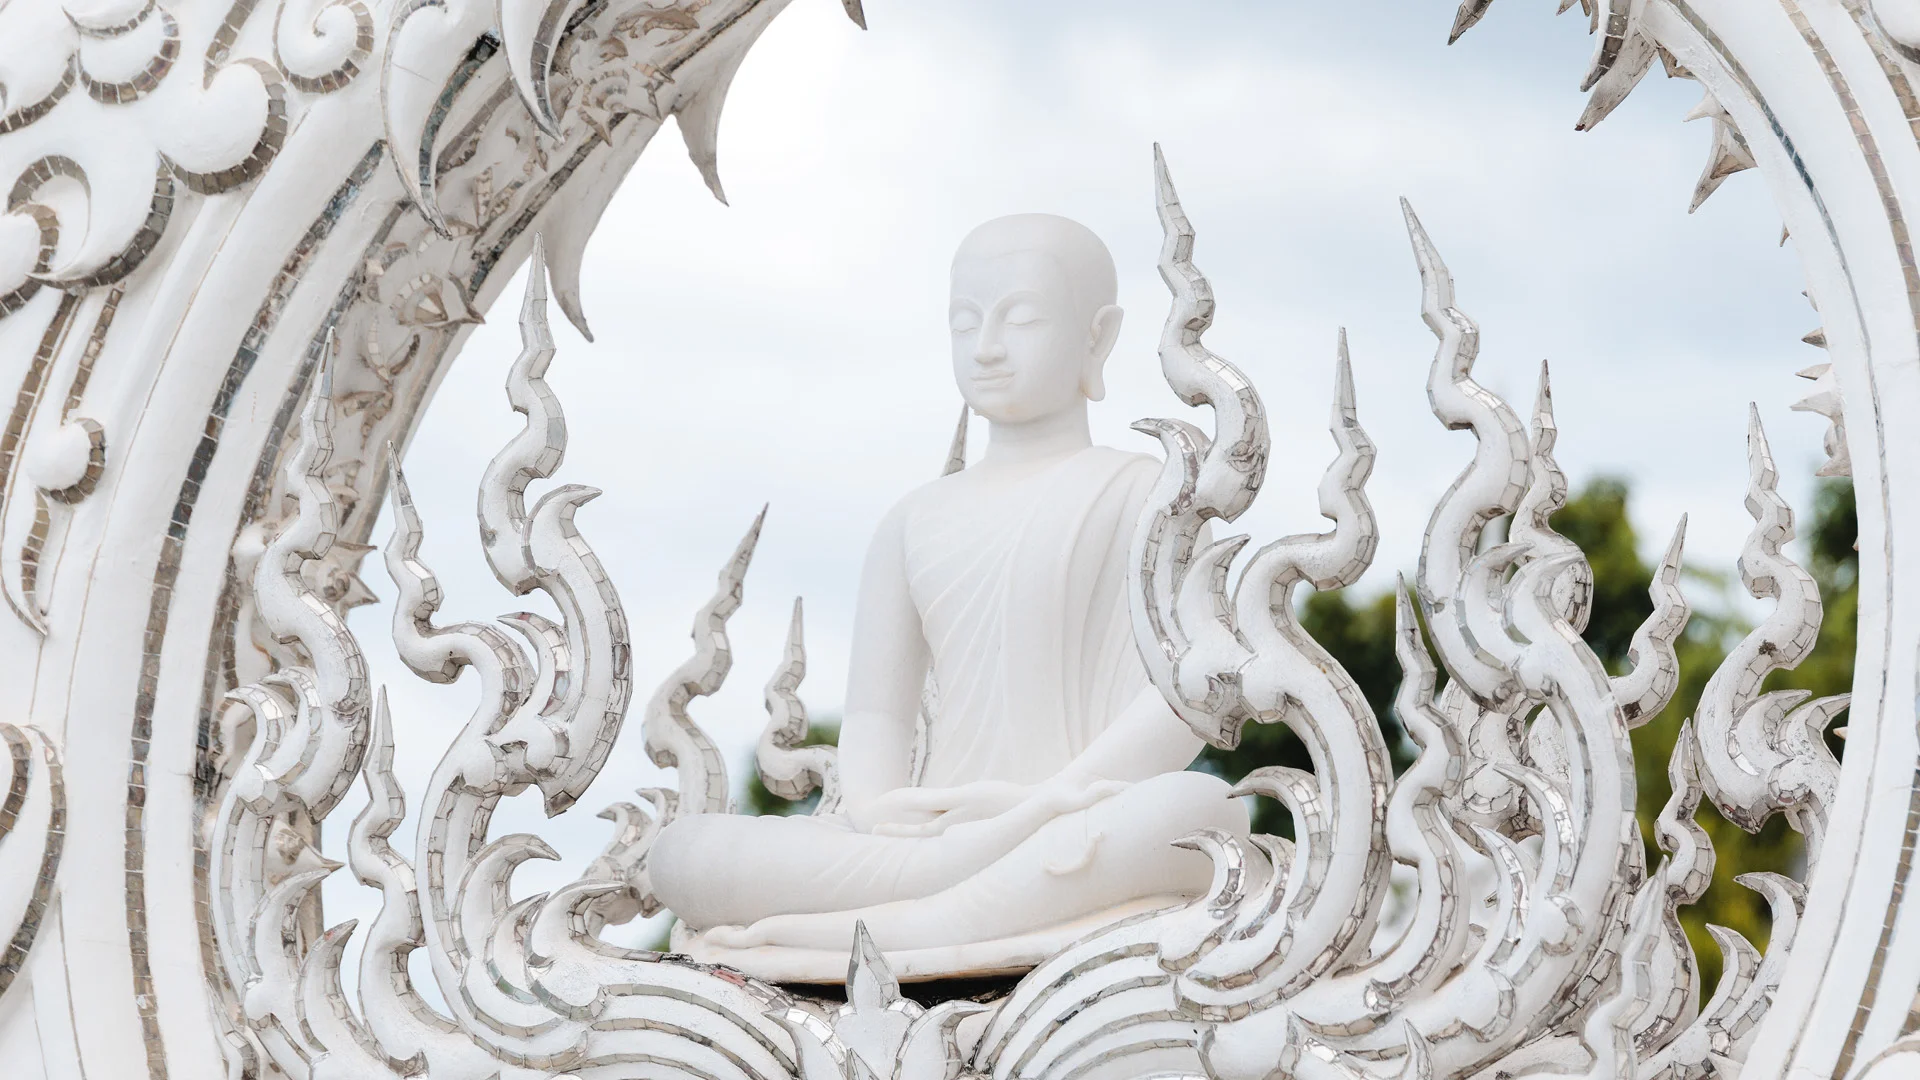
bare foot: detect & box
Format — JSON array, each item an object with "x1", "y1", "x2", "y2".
[
  {"x1": 712, "y1": 911, "x2": 854, "y2": 953},
  {"x1": 703, "y1": 923, "x2": 763, "y2": 950}
]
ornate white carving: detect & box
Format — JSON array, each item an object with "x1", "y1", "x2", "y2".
[
  {"x1": 1692, "y1": 407, "x2": 1845, "y2": 856},
  {"x1": 757, "y1": 598, "x2": 843, "y2": 814},
  {"x1": 177, "y1": 149, "x2": 1843, "y2": 1078},
  {"x1": 3, "y1": 1, "x2": 1918, "y2": 1078}
]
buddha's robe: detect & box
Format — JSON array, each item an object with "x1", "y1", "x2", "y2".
[
  {"x1": 648, "y1": 447, "x2": 1243, "y2": 948},
  {"x1": 913, "y1": 446, "x2": 1151, "y2": 787}
]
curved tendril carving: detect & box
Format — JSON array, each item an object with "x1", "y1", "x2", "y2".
[
  {"x1": 1363, "y1": 581, "x2": 1473, "y2": 1013},
  {"x1": 1616, "y1": 517, "x2": 1690, "y2": 728},
  {"x1": 0, "y1": 722, "x2": 65, "y2": 1005},
  {"x1": 1634, "y1": 723, "x2": 1713, "y2": 1055},
  {"x1": 1128, "y1": 147, "x2": 1389, "y2": 1022},
  {"x1": 482, "y1": 235, "x2": 633, "y2": 815},
  {"x1": 213, "y1": 356, "x2": 372, "y2": 1067},
  {"x1": 1130, "y1": 142, "x2": 1271, "y2": 735},
  {"x1": 1117, "y1": 199, "x2": 1648, "y2": 1080},
  {"x1": 499, "y1": 0, "x2": 586, "y2": 137},
  {"x1": 379, "y1": 238, "x2": 650, "y2": 1063},
  {"x1": 1642, "y1": 872, "x2": 1806, "y2": 1078},
  {"x1": 585, "y1": 504, "x2": 764, "y2": 923},
  {"x1": 251, "y1": 236, "x2": 806, "y2": 1080},
  {"x1": 1693, "y1": 405, "x2": 1845, "y2": 854},
  {"x1": 326, "y1": 691, "x2": 483, "y2": 1075},
  {"x1": 1509, "y1": 363, "x2": 1592, "y2": 633},
  {"x1": 757, "y1": 597, "x2": 842, "y2": 812},
  {"x1": 272, "y1": 0, "x2": 374, "y2": 95},
  {"x1": 641, "y1": 504, "x2": 760, "y2": 818},
  {"x1": 1403, "y1": 199, "x2": 1530, "y2": 712},
  {"x1": 293, "y1": 695, "x2": 806, "y2": 1079}
]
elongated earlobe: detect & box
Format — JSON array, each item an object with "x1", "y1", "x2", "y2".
[
  {"x1": 1084, "y1": 368, "x2": 1107, "y2": 401},
  {"x1": 1083, "y1": 304, "x2": 1124, "y2": 401}
]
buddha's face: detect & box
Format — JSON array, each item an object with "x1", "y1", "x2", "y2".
[{"x1": 948, "y1": 218, "x2": 1122, "y2": 426}]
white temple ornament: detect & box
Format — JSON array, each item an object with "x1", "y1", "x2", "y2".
[
  {"x1": 161, "y1": 155, "x2": 1838, "y2": 1078},
  {"x1": 0, "y1": 1, "x2": 1916, "y2": 1078}
]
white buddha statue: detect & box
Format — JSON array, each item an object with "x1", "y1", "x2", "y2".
[{"x1": 649, "y1": 214, "x2": 1247, "y2": 980}]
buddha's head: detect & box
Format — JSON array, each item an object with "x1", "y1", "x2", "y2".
[{"x1": 948, "y1": 214, "x2": 1123, "y2": 426}]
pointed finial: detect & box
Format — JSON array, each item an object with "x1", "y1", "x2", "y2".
[
  {"x1": 318, "y1": 327, "x2": 336, "y2": 400},
  {"x1": 676, "y1": 90, "x2": 732, "y2": 206},
  {"x1": 1666, "y1": 513, "x2": 1689, "y2": 563},
  {"x1": 1401, "y1": 198, "x2": 1457, "y2": 322},
  {"x1": 846, "y1": 921, "x2": 901, "y2": 1011},
  {"x1": 1450, "y1": 0, "x2": 1494, "y2": 44},
  {"x1": 1332, "y1": 327, "x2": 1356, "y2": 424},
  {"x1": 367, "y1": 686, "x2": 397, "y2": 778},
  {"x1": 513, "y1": 234, "x2": 558, "y2": 370},
  {"x1": 527, "y1": 233, "x2": 550, "y2": 303},
  {"x1": 1745, "y1": 402, "x2": 1781, "y2": 495},
  {"x1": 841, "y1": 0, "x2": 867, "y2": 29},
  {"x1": 726, "y1": 503, "x2": 769, "y2": 585},
  {"x1": 1152, "y1": 141, "x2": 1180, "y2": 211},
  {"x1": 1394, "y1": 1020, "x2": 1434, "y2": 1079},
  {"x1": 942, "y1": 404, "x2": 969, "y2": 476},
  {"x1": 1393, "y1": 572, "x2": 1417, "y2": 634}
]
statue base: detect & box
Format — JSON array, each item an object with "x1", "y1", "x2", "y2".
[{"x1": 670, "y1": 894, "x2": 1185, "y2": 984}]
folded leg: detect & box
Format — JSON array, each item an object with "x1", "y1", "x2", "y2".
[
  {"x1": 703, "y1": 770, "x2": 1247, "y2": 953},
  {"x1": 651, "y1": 797, "x2": 1050, "y2": 928}
]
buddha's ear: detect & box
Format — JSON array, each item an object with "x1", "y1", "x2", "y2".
[{"x1": 1084, "y1": 304, "x2": 1124, "y2": 401}]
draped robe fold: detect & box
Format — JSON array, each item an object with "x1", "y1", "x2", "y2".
[{"x1": 908, "y1": 446, "x2": 1158, "y2": 788}]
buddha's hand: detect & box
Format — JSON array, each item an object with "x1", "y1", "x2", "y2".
[
  {"x1": 862, "y1": 781, "x2": 1025, "y2": 836},
  {"x1": 867, "y1": 776, "x2": 1127, "y2": 838}
]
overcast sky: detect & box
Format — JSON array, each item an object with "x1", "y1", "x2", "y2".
[{"x1": 323, "y1": 0, "x2": 1825, "y2": 952}]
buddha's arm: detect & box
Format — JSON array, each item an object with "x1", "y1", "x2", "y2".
[
  {"x1": 1043, "y1": 508, "x2": 1213, "y2": 788},
  {"x1": 873, "y1": 687, "x2": 1205, "y2": 839},
  {"x1": 838, "y1": 503, "x2": 929, "y2": 829},
  {"x1": 1053, "y1": 685, "x2": 1206, "y2": 788}
]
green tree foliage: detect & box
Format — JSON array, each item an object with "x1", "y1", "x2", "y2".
[{"x1": 1198, "y1": 476, "x2": 1858, "y2": 995}]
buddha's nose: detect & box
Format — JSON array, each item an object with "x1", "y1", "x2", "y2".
[{"x1": 975, "y1": 341, "x2": 1007, "y2": 365}]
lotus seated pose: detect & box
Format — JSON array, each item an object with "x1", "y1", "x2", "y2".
[{"x1": 648, "y1": 213, "x2": 1248, "y2": 982}]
